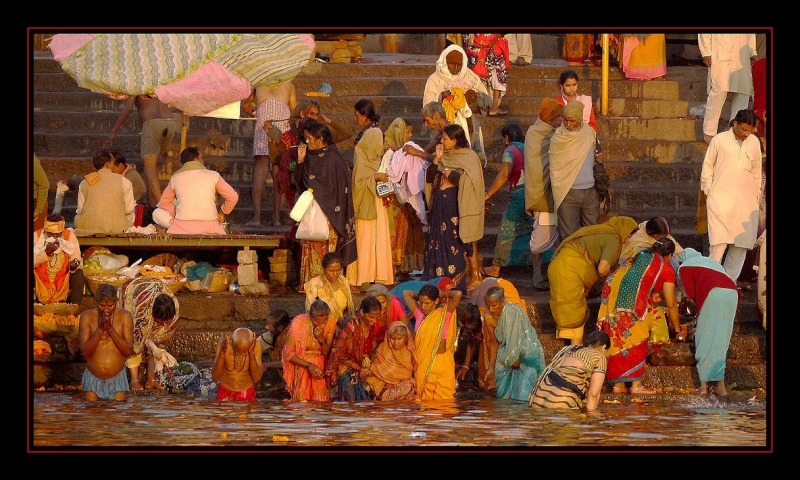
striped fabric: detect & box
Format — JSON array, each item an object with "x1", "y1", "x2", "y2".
[{"x1": 52, "y1": 33, "x2": 312, "y2": 116}]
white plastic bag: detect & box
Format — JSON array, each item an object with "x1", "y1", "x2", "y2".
[{"x1": 295, "y1": 198, "x2": 329, "y2": 241}]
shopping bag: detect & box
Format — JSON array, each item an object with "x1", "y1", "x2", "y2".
[{"x1": 295, "y1": 198, "x2": 329, "y2": 241}]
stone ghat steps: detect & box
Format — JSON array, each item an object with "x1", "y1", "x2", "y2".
[
  {"x1": 32, "y1": 53, "x2": 709, "y2": 98},
  {"x1": 33, "y1": 109, "x2": 711, "y2": 147},
  {"x1": 34, "y1": 89, "x2": 701, "y2": 120},
  {"x1": 37, "y1": 285, "x2": 764, "y2": 391}
]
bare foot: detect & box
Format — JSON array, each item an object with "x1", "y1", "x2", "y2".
[
  {"x1": 245, "y1": 219, "x2": 263, "y2": 227},
  {"x1": 629, "y1": 384, "x2": 657, "y2": 395},
  {"x1": 714, "y1": 381, "x2": 727, "y2": 396},
  {"x1": 697, "y1": 383, "x2": 709, "y2": 395},
  {"x1": 130, "y1": 379, "x2": 144, "y2": 391},
  {"x1": 145, "y1": 380, "x2": 166, "y2": 390},
  {"x1": 271, "y1": 218, "x2": 282, "y2": 227},
  {"x1": 482, "y1": 265, "x2": 500, "y2": 278}
]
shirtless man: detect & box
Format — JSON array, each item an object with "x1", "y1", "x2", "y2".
[
  {"x1": 78, "y1": 283, "x2": 134, "y2": 401},
  {"x1": 105, "y1": 95, "x2": 178, "y2": 207},
  {"x1": 243, "y1": 82, "x2": 297, "y2": 227},
  {"x1": 211, "y1": 327, "x2": 264, "y2": 402}
]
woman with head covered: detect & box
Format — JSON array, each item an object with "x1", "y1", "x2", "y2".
[{"x1": 548, "y1": 216, "x2": 639, "y2": 345}]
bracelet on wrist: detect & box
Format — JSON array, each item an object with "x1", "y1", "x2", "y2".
[{"x1": 459, "y1": 365, "x2": 469, "y2": 370}]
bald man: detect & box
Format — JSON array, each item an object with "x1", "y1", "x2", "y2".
[{"x1": 211, "y1": 327, "x2": 264, "y2": 401}]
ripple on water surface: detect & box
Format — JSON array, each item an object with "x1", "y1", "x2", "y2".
[{"x1": 31, "y1": 392, "x2": 767, "y2": 449}]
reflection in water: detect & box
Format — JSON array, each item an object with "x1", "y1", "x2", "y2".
[{"x1": 32, "y1": 392, "x2": 767, "y2": 450}]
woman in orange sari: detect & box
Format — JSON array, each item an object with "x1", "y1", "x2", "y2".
[
  {"x1": 362, "y1": 321, "x2": 418, "y2": 400},
  {"x1": 282, "y1": 299, "x2": 332, "y2": 402}
]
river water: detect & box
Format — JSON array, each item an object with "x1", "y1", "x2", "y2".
[{"x1": 31, "y1": 391, "x2": 768, "y2": 451}]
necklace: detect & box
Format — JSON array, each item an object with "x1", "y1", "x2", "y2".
[
  {"x1": 233, "y1": 351, "x2": 246, "y2": 369},
  {"x1": 48, "y1": 252, "x2": 60, "y2": 269}
]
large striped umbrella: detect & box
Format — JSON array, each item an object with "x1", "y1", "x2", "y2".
[{"x1": 49, "y1": 33, "x2": 313, "y2": 117}]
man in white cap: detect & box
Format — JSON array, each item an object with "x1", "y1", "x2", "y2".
[{"x1": 33, "y1": 212, "x2": 85, "y2": 305}]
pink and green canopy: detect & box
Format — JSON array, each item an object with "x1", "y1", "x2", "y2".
[{"x1": 49, "y1": 33, "x2": 313, "y2": 116}]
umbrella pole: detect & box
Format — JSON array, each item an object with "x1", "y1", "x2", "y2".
[{"x1": 181, "y1": 114, "x2": 189, "y2": 151}]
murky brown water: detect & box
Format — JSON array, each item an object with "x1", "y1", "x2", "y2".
[{"x1": 31, "y1": 391, "x2": 768, "y2": 450}]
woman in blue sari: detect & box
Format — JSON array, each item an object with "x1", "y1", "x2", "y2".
[
  {"x1": 486, "y1": 286, "x2": 546, "y2": 401},
  {"x1": 483, "y1": 123, "x2": 534, "y2": 278},
  {"x1": 677, "y1": 248, "x2": 740, "y2": 396}
]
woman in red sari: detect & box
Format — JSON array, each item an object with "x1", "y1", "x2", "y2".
[
  {"x1": 596, "y1": 238, "x2": 681, "y2": 395},
  {"x1": 465, "y1": 33, "x2": 510, "y2": 116},
  {"x1": 366, "y1": 283, "x2": 409, "y2": 346},
  {"x1": 326, "y1": 296, "x2": 382, "y2": 401}
]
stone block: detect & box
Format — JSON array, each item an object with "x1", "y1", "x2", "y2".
[
  {"x1": 237, "y1": 248, "x2": 258, "y2": 265},
  {"x1": 642, "y1": 80, "x2": 680, "y2": 100},
  {"x1": 175, "y1": 293, "x2": 235, "y2": 322},
  {"x1": 269, "y1": 270, "x2": 297, "y2": 285},
  {"x1": 269, "y1": 261, "x2": 293, "y2": 273},
  {"x1": 648, "y1": 342, "x2": 696, "y2": 366},
  {"x1": 237, "y1": 263, "x2": 259, "y2": 285},
  {"x1": 234, "y1": 296, "x2": 274, "y2": 322},
  {"x1": 640, "y1": 99, "x2": 689, "y2": 119},
  {"x1": 269, "y1": 252, "x2": 293, "y2": 263}
]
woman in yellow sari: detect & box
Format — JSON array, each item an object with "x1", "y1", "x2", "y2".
[
  {"x1": 304, "y1": 251, "x2": 355, "y2": 323},
  {"x1": 405, "y1": 283, "x2": 463, "y2": 400},
  {"x1": 548, "y1": 216, "x2": 639, "y2": 345}
]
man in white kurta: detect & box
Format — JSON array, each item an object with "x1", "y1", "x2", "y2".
[
  {"x1": 701, "y1": 109, "x2": 762, "y2": 283},
  {"x1": 698, "y1": 34, "x2": 758, "y2": 143}
]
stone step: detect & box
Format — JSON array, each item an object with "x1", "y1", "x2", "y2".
[
  {"x1": 68, "y1": 283, "x2": 765, "y2": 359},
  {"x1": 33, "y1": 114, "x2": 716, "y2": 166},
  {"x1": 34, "y1": 89, "x2": 715, "y2": 125}
]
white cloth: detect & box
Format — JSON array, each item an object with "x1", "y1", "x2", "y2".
[
  {"x1": 698, "y1": 34, "x2": 757, "y2": 95},
  {"x1": 698, "y1": 34, "x2": 757, "y2": 136},
  {"x1": 506, "y1": 34, "x2": 532, "y2": 62},
  {"x1": 387, "y1": 140, "x2": 430, "y2": 224},
  {"x1": 701, "y1": 128, "x2": 762, "y2": 249},
  {"x1": 33, "y1": 227, "x2": 81, "y2": 268},
  {"x1": 423, "y1": 44, "x2": 489, "y2": 107}
]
